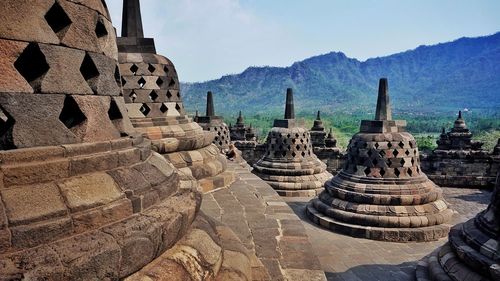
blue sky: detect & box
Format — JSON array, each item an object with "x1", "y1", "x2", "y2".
[{"x1": 107, "y1": 0, "x2": 500, "y2": 82}]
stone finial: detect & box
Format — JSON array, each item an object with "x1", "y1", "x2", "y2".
[
  {"x1": 237, "y1": 110, "x2": 244, "y2": 125},
  {"x1": 284, "y1": 88, "x2": 295, "y2": 119},
  {"x1": 121, "y1": 0, "x2": 144, "y2": 38},
  {"x1": 442, "y1": 127, "x2": 446, "y2": 134},
  {"x1": 375, "y1": 78, "x2": 392, "y2": 121},
  {"x1": 458, "y1": 110, "x2": 462, "y2": 119},
  {"x1": 316, "y1": 111, "x2": 321, "y2": 120},
  {"x1": 206, "y1": 91, "x2": 215, "y2": 117}
]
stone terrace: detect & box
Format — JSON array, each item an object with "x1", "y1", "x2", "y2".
[
  {"x1": 201, "y1": 162, "x2": 327, "y2": 281},
  {"x1": 202, "y1": 161, "x2": 492, "y2": 281},
  {"x1": 285, "y1": 187, "x2": 491, "y2": 281}
]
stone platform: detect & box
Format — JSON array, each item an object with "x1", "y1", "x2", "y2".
[
  {"x1": 202, "y1": 162, "x2": 327, "y2": 281},
  {"x1": 285, "y1": 187, "x2": 491, "y2": 281}
]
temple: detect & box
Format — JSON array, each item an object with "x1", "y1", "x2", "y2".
[
  {"x1": 252, "y1": 88, "x2": 332, "y2": 197},
  {"x1": 420, "y1": 111, "x2": 498, "y2": 188},
  {"x1": 307, "y1": 78, "x2": 453, "y2": 242},
  {"x1": 309, "y1": 111, "x2": 344, "y2": 175},
  {"x1": 117, "y1": 1, "x2": 234, "y2": 192}
]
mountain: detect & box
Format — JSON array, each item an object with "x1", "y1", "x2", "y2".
[{"x1": 181, "y1": 32, "x2": 500, "y2": 116}]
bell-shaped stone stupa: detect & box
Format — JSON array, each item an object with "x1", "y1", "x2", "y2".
[
  {"x1": 307, "y1": 78, "x2": 453, "y2": 242},
  {"x1": 253, "y1": 88, "x2": 332, "y2": 197}
]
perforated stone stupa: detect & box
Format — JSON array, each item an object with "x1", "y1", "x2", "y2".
[
  {"x1": 253, "y1": 88, "x2": 332, "y2": 197},
  {"x1": 421, "y1": 111, "x2": 497, "y2": 188},
  {"x1": 309, "y1": 111, "x2": 343, "y2": 175},
  {"x1": 118, "y1": 0, "x2": 233, "y2": 191},
  {"x1": 0, "y1": 1, "x2": 251, "y2": 279},
  {"x1": 416, "y1": 172, "x2": 500, "y2": 280},
  {"x1": 307, "y1": 78, "x2": 453, "y2": 242},
  {"x1": 196, "y1": 91, "x2": 231, "y2": 150}
]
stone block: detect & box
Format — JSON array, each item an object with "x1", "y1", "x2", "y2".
[
  {"x1": 58, "y1": 172, "x2": 123, "y2": 212},
  {"x1": 2, "y1": 158, "x2": 70, "y2": 187},
  {"x1": 1, "y1": 183, "x2": 68, "y2": 225},
  {"x1": 70, "y1": 151, "x2": 118, "y2": 175},
  {"x1": 72, "y1": 198, "x2": 132, "y2": 234},
  {"x1": 10, "y1": 217, "x2": 72, "y2": 249},
  {"x1": 0, "y1": 39, "x2": 32, "y2": 93}
]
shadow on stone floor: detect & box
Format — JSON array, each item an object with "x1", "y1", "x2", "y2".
[
  {"x1": 324, "y1": 261, "x2": 417, "y2": 281},
  {"x1": 451, "y1": 189, "x2": 492, "y2": 204}
]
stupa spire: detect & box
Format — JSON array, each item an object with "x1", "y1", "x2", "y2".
[
  {"x1": 375, "y1": 78, "x2": 392, "y2": 121},
  {"x1": 121, "y1": 0, "x2": 144, "y2": 38},
  {"x1": 316, "y1": 110, "x2": 321, "y2": 120},
  {"x1": 206, "y1": 91, "x2": 215, "y2": 117},
  {"x1": 284, "y1": 88, "x2": 295, "y2": 119}
]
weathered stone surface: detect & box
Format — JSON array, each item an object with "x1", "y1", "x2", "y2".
[
  {"x1": 58, "y1": 172, "x2": 123, "y2": 212},
  {"x1": 1, "y1": 183, "x2": 67, "y2": 225}
]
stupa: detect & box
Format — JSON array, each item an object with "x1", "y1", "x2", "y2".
[
  {"x1": 230, "y1": 111, "x2": 256, "y2": 142},
  {"x1": 118, "y1": 0, "x2": 233, "y2": 191},
  {"x1": 0, "y1": 1, "x2": 251, "y2": 279},
  {"x1": 421, "y1": 111, "x2": 496, "y2": 188},
  {"x1": 310, "y1": 111, "x2": 327, "y2": 147},
  {"x1": 196, "y1": 91, "x2": 231, "y2": 150},
  {"x1": 307, "y1": 78, "x2": 453, "y2": 242},
  {"x1": 416, "y1": 172, "x2": 500, "y2": 280},
  {"x1": 252, "y1": 88, "x2": 332, "y2": 197}
]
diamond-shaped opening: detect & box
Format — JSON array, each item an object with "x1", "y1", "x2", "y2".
[
  {"x1": 408, "y1": 168, "x2": 413, "y2": 177},
  {"x1": 80, "y1": 53, "x2": 99, "y2": 89},
  {"x1": 160, "y1": 103, "x2": 168, "y2": 113},
  {"x1": 387, "y1": 159, "x2": 392, "y2": 166},
  {"x1": 399, "y1": 141, "x2": 405, "y2": 148},
  {"x1": 411, "y1": 158, "x2": 415, "y2": 165},
  {"x1": 59, "y1": 95, "x2": 86, "y2": 130},
  {"x1": 138, "y1": 77, "x2": 146, "y2": 88},
  {"x1": 156, "y1": 77, "x2": 164, "y2": 88},
  {"x1": 295, "y1": 133, "x2": 300, "y2": 138},
  {"x1": 108, "y1": 98, "x2": 122, "y2": 121},
  {"x1": 292, "y1": 152, "x2": 296, "y2": 157},
  {"x1": 169, "y1": 78, "x2": 176, "y2": 87},
  {"x1": 0, "y1": 106, "x2": 16, "y2": 150},
  {"x1": 393, "y1": 149, "x2": 399, "y2": 157},
  {"x1": 218, "y1": 141, "x2": 223, "y2": 146},
  {"x1": 380, "y1": 168, "x2": 386, "y2": 177},
  {"x1": 287, "y1": 145, "x2": 291, "y2": 151},
  {"x1": 409, "y1": 141, "x2": 414, "y2": 148},
  {"x1": 14, "y1": 43, "x2": 49, "y2": 91},
  {"x1": 130, "y1": 64, "x2": 139, "y2": 75},
  {"x1": 388, "y1": 142, "x2": 393, "y2": 148},
  {"x1": 300, "y1": 138, "x2": 304, "y2": 143},
  {"x1": 395, "y1": 168, "x2": 401, "y2": 177},
  {"x1": 45, "y1": 2, "x2": 72, "y2": 38},
  {"x1": 296, "y1": 144, "x2": 301, "y2": 150},
  {"x1": 139, "y1": 104, "x2": 151, "y2": 116},
  {"x1": 175, "y1": 103, "x2": 181, "y2": 111},
  {"x1": 177, "y1": 92, "x2": 181, "y2": 98},
  {"x1": 217, "y1": 131, "x2": 222, "y2": 136},
  {"x1": 121, "y1": 76, "x2": 127, "y2": 87},
  {"x1": 292, "y1": 139, "x2": 296, "y2": 144},
  {"x1": 364, "y1": 167, "x2": 371, "y2": 176},
  {"x1": 367, "y1": 150, "x2": 373, "y2": 157},
  {"x1": 374, "y1": 142, "x2": 380, "y2": 149},
  {"x1": 379, "y1": 150, "x2": 386, "y2": 157},
  {"x1": 282, "y1": 151, "x2": 286, "y2": 157},
  {"x1": 166, "y1": 90, "x2": 173, "y2": 99},
  {"x1": 400, "y1": 158, "x2": 405, "y2": 166},
  {"x1": 405, "y1": 150, "x2": 410, "y2": 156},
  {"x1": 163, "y1": 65, "x2": 169, "y2": 73},
  {"x1": 149, "y1": 90, "x2": 159, "y2": 101},
  {"x1": 129, "y1": 91, "x2": 137, "y2": 102},
  {"x1": 301, "y1": 151, "x2": 306, "y2": 157},
  {"x1": 95, "y1": 18, "x2": 108, "y2": 38},
  {"x1": 148, "y1": 64, "x2": 156, "y2": 73}
]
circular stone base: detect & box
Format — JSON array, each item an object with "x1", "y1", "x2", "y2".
[
  {"x1": 275, "y1": 187, "x2": 324, "y2": 197},
  {"x1": 306, "y1": 201, "x2": 450, "y2": 242}
]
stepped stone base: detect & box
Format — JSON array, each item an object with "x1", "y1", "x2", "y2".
[
  {"x1": 125, "y1": 212, "x2": 253, "y2": 281},
  {"x1": 306, "y1": 201, "x2": 451, "y2": 242},
  {"x1": 275, "y1": 187, "x2": 324, "y2": 197},
  {"x1": 199, "y1": 171, "x2": 236, "y2": 193},
  {"x1": 416, "y1": 222, "x2": 500, "y2": 281}
]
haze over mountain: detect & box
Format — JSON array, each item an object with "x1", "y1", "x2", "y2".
[{"x1": 181, "y1": 32, "x2": 500, "y2": 116}]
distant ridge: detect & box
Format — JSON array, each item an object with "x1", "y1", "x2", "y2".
[{"x1": 181, "y1": 32, "x2": 500, "y2": 115}]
